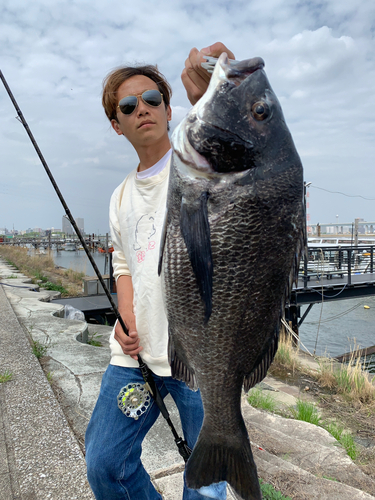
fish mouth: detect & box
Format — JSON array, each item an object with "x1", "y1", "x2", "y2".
[
  {"x1": 219, "y1": 53, "x2": 265, "y2": 82},
  {"x1": 184, "y1": 54, "x2": 266, "y2": 174}
]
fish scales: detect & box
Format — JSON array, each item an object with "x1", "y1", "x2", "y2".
[{"x1": 159, "y1": 54, "x2": 305, "y2": 500}]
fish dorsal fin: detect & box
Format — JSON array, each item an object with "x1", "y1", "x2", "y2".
[{"x1": 180, "y1": 192, "x2": 213, "y2": 323}]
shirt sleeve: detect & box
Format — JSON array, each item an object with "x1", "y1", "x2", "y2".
[{"x1": 109, "y1": 183, "x2": 131, "y2": 281}]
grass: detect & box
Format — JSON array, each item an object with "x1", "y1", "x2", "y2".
[
  {"x1": 315, "y1": 350, "x2": 375, "y2": 403},
  {"x1": 0, "y1": 246, "x2": 84, "y2": 296},
  {"x1": 271, "y1": 330, "x2": 302, "y2": 374},
  {"x1": 0, "y1": 370, "x2": 13, "y2": 383},
  {"x1": 31, "y1": 339, "x2": 48, "y2": 359},
  {"x1": 248, "y1": 387, "x2": 278, "y2": 413},
  {"x1": 40, "y1": 281, "x2": 68, "y2": 294},
  {"x1": 289, "y1": 399, "x2": 321, "y2": 426},
  {"x1": 288, "y1": 399, "x2": 357, "y2": 460},
  {"x1": 87, "y1": 331, "x2": 103, "y2": 347},
  {"x1": 259, "y1": 479, "x2": 292, "y2": 500},
  {"x1": 46, "y1": 371, "x2": 54, "y2": 384}
]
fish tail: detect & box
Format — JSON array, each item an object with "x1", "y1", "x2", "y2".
[{"x1": 185, "y1": 425, "x2": 261, "y2": 500}]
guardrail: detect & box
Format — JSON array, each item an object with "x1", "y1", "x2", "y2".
[{"x1": 300, "y1": 245, "x2": 375, "y2": 288}]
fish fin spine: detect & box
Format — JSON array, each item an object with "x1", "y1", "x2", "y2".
[
  {"x1": 168, "y1": 331, "x2": 198, "y2": 390},
  {"x1": 243, "y1": 330, "x2": 279, "y2": 392}
]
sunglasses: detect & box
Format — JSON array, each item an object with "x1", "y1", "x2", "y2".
[{"x1": 117, "y1": 90, "x2": 164, "y2": 116}]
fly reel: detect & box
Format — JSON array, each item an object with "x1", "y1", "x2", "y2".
[{"x1": 117, "y1": 383, "x2": 151, "y2": 420}]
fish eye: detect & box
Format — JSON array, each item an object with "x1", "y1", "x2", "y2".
[{"x1": 251, "y1": 101, "x2": 270, "y2": 121}]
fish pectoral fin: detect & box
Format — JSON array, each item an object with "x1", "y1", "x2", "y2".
[
  {"x1": 180, "y1": 192, "x2": 213, "y2": 323},
  {"x1": 158, "y1": 207, "x2": 168, "y2": 276},
  {"x1": 168, "y1": 329, "x2": 198, "y2": 391},
  {"x1": 243, "y1": 329, "x2": 279, "y2": 392}
]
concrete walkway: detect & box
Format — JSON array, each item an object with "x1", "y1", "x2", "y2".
[{"x1": 1, "y1": 258, "x2": 375, "y2": 500}]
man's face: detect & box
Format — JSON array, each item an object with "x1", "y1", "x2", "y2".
[{"x1": 111, "y1": 75, "x2": 172, "y2": 150}]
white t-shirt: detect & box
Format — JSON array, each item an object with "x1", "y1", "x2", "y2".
[{"x1": 109, "y1": 153, "x2": 171, "y2": 376}]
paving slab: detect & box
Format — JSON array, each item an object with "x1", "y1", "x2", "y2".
[{"x1": 0, "y1": 264, "x2": 93, "y2": 499}]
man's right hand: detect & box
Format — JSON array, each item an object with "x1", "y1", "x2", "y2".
[
  {"x1": 114, "y1": 316, "x2": 143, "y2": 361},
  {"x1": 181, "y1": 42, "x2": 235, "y2": 105}
]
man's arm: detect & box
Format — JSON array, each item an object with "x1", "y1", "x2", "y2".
[
  {"x1": 181, "y1": 42, "x2": 235, "y2": 105},
  {"x1": 115, "y1": 275, "x2": 143, "y2": 360}
]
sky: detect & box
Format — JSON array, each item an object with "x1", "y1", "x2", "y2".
[{"x1": 1, "y1": 0, "x2": 375, "y2": 234}]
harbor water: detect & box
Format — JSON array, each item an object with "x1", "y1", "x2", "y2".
[
  {"x1": 52, "y1": 248, "x2": 109, "y2": 276},
  {"x1": 299, "y1": 295, "x2": 375, "y2": 372}
]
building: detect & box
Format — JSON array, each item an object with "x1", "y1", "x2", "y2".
[
  {"x1": 62, "y1": 216, "x2": 84, "y2": 236},
  {"x1": 76, "y1": 218, "x2": 84, "y2": 234},
  {"x1": 62, "y1": 217, "x2": 73, "y2": 236}
]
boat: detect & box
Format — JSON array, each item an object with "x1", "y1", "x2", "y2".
[
  {"x1": 63, "y1": 242, "x2": 77, "y2": 251},
  {"x1": 308, "y1": 237, "x2": 375, "y2": 248},
  {"x1": 98, "y1": 246, "x2": 114, "y2": 253}
]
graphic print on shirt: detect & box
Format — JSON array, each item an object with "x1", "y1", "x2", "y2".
[{"x1": 133, "y1": 213, "x2": 157, "y2": 263}]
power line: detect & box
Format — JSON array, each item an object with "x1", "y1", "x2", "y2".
[{"x1": 311, "y1": 185, "x2": 375, "y2": 201}]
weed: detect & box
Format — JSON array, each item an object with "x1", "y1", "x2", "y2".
[
  {"x1": 41, "y1": 281, "x2": 68, "y2": 294},
  {"x1": 339, "y1": 432, "x2": 357, "y2": 460},
  {"x1": 259, "y1": 479, "x2": 292, "y2": 500},
  {"x1": 63, "y1": 268, "x2": 85, "y2": 284},
  {"x1": 0, "y1": 370, "x2": 13, "y2": 383},
  {"x1": 248, "y1": 388, "x2": 278, "y2": 413},
  {"x1": 31, "y1": 339, "x2": 48, "y2": 359},
  {"x1": 6, "y1": 274, "x2": 18, "y2": 278},
  {"x1": 315, "y1": 351, "x2": 375, "y2": 403},
  {"x1": 324, "y1": 421, "x2": 345, "y2": 441},
  {"x1": 322, "y1": 475, "x2": 338, "y2": 482},
  {"x1": 87, "y1": 331, "x2": 103, "y2": 347},
  {"x1": 289, "y1": 399, "x2": 321, "y2": 426},
  {"x1": 271, "y1": 331, "x2": 301, "y2": 374},
  {"x1": 33, "y1": 271, "x2": 48, "y2": 283},
  {"x1": 290, "y1": 403, "x2": 358, "y2": 460},
  {"x1": 46, "y1": 371, "x2": 54, "y2": 384}
]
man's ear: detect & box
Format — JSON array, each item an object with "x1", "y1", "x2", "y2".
[
  {"x1": 111, "y1": 119, "x2": 123, "y2": 136},
  {"x1": 166, "y1": 105, "x2": 172, "y2": 122}
]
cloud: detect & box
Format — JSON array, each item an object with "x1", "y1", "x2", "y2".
[{"x1": 1, "y1": 0, "x2": 374, "y2": 234}]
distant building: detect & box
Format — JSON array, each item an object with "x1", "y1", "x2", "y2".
[
  {"x1": 62, "y1": 217, "x2": 73, "y2": 236},
  {"x1": 76, "y1": 218, "x2": 84, "y2": 235},
  {"x1": 62, "y1": 216, "x2": 84, "y2": 236}
]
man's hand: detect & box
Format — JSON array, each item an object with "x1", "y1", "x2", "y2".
[
  {"x1": 114, "y1": 315, "x2": 143, "y2": 360},
  {"x1": 181, "y1": 42, "x2": 235, "y2": 105}
]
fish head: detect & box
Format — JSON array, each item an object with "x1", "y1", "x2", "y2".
[{"x1": 173, "y1": 53, "x2": 301, "y2": 177}]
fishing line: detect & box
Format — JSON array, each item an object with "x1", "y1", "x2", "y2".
[
  {"x1": 281, "y1": 318, "x2": 313, "y2": 357},
  {"x1": 0, "y1": 69, "x2": 191, "y2": 463},
  {"x1": 312, "y1": 283, "x2": 348, "y2": 299},
  {"x1": 304, "y1": 302, "x2": 363, "y2": 324}
]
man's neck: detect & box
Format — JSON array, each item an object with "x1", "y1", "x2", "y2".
[{"x1": 137, "y1": 136, "x2": 171, "y2": 172}]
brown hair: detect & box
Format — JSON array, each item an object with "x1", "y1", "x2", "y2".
[{"x1": 102, "y1": 65, "x2": 172, "y2": 122}]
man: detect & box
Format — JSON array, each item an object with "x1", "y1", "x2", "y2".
[{"x1": 85, "y1": 43, "x2": 235, "y2": 500}]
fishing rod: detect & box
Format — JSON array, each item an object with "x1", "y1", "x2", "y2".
[{"x1": 0, "y1": 69, "x2": 191, "y2": 462}]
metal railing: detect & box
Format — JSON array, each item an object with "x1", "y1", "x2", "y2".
[{"x1": 301, "y1": 245, "x2": 374, "y2": 288}]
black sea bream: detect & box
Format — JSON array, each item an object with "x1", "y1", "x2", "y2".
[{"x1": 159, "y1": 53, "x2": 305, "y2": 500}]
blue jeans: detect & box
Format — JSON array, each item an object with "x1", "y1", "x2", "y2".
[{"x1": 85, "y1": 365, "x2": 226, "y2": 500}]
